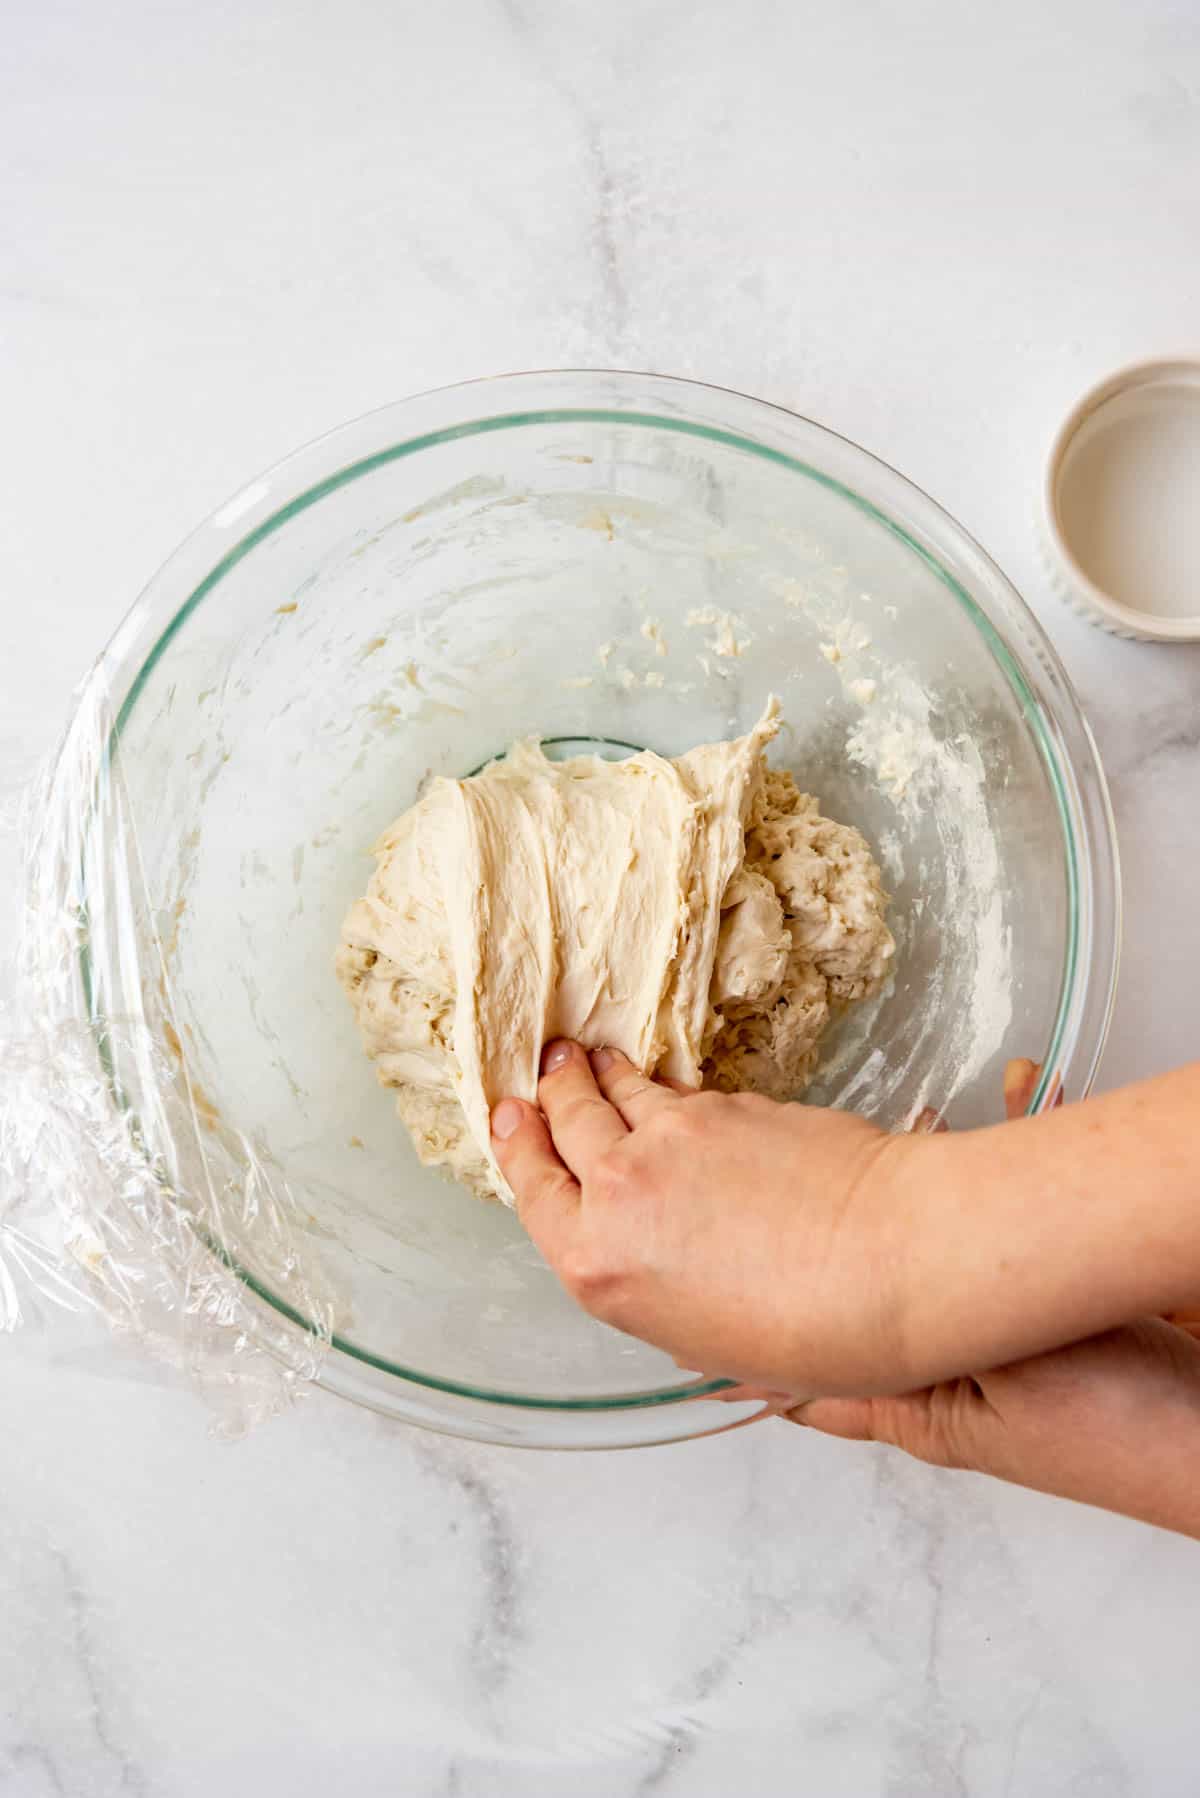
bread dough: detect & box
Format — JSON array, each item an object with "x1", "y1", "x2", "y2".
[
  {"x1": 336, "y1": 699, "x2": 893, "y2": 1203},
  {"x1": 704, "y1": 767, "x2": 895, "y2": 1100}
]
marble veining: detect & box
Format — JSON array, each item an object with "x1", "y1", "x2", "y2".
[
  {"x1": 5, "y1": 0, "x2": 1200, "y2": 1792},
  {"x1": 416, "y1": 1437, "x2": 525, "y2": 1707},
  {"x1": 496, "y1": 0, "x2": 633, "y2": 362},
  {"x1": 2, "y1": 1528, "x2": 149, "y2": 1797}
]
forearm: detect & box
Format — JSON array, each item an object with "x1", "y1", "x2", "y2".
[{"x1": 889, "y1": 1064, "x2": 1200, "y2": 1388}]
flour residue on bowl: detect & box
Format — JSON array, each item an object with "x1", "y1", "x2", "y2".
[{"x1": 842, "y1": 664, "x2": 1013, "y2": 1123}]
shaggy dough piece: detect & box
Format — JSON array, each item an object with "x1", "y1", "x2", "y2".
[
  {"x1": 337, "y1": 700, "x2": 893, "y2": 1203},
  {"x1": 704, "y1": 769, "x2": 894, "y2": 1100}
]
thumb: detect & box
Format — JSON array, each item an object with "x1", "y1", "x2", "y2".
[{"x1": 490, "y1": 1097, "x2": 579, "y2": 1256}]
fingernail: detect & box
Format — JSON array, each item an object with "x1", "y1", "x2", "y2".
[
  {"x1": 541, "y1": 1040, "x2": 573, "y2": 1075},
  {"x1": 491, "y1": 1100, "x2": 524, "y2": 1140},
  {"x1": 590, "y1": 1046, "x2": 616, "y2": 1073}
]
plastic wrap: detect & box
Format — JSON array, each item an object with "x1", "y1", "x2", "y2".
[{"x1": 1, "y1": 663, "x2": 335, "y2": 1433}]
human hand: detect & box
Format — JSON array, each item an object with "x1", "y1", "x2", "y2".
[
  {"x1": 788, "y1": 1319, "x2": 1200, "y2": 1538},
  {"x1": 493, "y1": 1044, "x2": 1200, "y2": 1535},
  {"x1": 490, "y1": 1040, "x2": 920, "y2": 1396},
  {"x1": 784, "y1": 1063, "x2": 1200, "y2": 1539}
]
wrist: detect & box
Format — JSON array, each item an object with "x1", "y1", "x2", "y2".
[
  {"x1": 849, "y1": 1124, "x2": 947, "y2": 1394},
  {"x1": 870, "y1": 1120, "x2": 1082, "y2": 1390},
  {"x1": 881, "y1": 1091, "x2": 1200, "y2": 1391},
  {"x1": 881, "y1": 1119, "x2": 1098, "y2": 1386}
]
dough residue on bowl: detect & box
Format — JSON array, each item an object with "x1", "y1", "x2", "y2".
[{"x1": 335, "y1": 698, "x2": 894, "y2": 1203}]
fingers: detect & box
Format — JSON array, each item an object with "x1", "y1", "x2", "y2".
[
  {"x1": 1003, "y1": 1058, "x2": 1063, "y2": 1119},
  {"x1": 490, "y1": 1097, "x2": 579, "y2": 1252},
  {"x1": 785, "y1": 1396, "x2": 877, "y2": 1438},
  {"x1": 590, "y1": 1045, "x2": 682, "y2": 1127},
  {"x1": 494, "y1": 1038, "x2": 684, "y2": 1242},
  {"x1": 1004, "y1": 1058, "x2": 1039, "y2": 1121},
  {"x1": 786, "y1": 1378, "x2": 994, "y2": 1473},
  {"x1": 710, "y1": 1382, "x2": 796, "y2": 1410},
  {"x1": 536, "y1": 1040, "x2": 628, "y2": 1178},
  {"x1": 909, "y1": 1056, "x2": 1057, "y2": 1137}
]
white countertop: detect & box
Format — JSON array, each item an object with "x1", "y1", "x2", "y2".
[{"x1": 4, "y1": 3, "x2": 1200, "y2": 1792}]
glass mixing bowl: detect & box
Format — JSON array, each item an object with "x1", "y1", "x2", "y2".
[{"x1": 75, "y1": 371, "x2": 1119, "y2": 1447}]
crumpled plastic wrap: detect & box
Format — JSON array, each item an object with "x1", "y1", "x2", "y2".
[{"x1": 1, "y1": 663, "x2": 335, "y2": 1434}]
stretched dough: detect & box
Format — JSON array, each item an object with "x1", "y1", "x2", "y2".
[{"x1": 336, "y1": 699, "x2": 893, "y2": 1203}]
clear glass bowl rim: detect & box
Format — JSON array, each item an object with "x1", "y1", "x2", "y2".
[{"x1": 78, "y1": 368, "x2": 1122, "y2": 1427}]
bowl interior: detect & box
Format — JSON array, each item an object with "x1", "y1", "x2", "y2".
[{"x1": 94, "y1": 404, "x2": 1072, "y2": 1407}]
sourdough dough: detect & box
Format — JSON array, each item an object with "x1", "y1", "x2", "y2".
[{"x1": 336, "y1": 699, "x2": 893, "y2": 1203}]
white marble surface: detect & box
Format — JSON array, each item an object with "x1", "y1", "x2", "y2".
[{"x1": 4, "y1": 1, "x2": 1200, "y2": 1791}]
